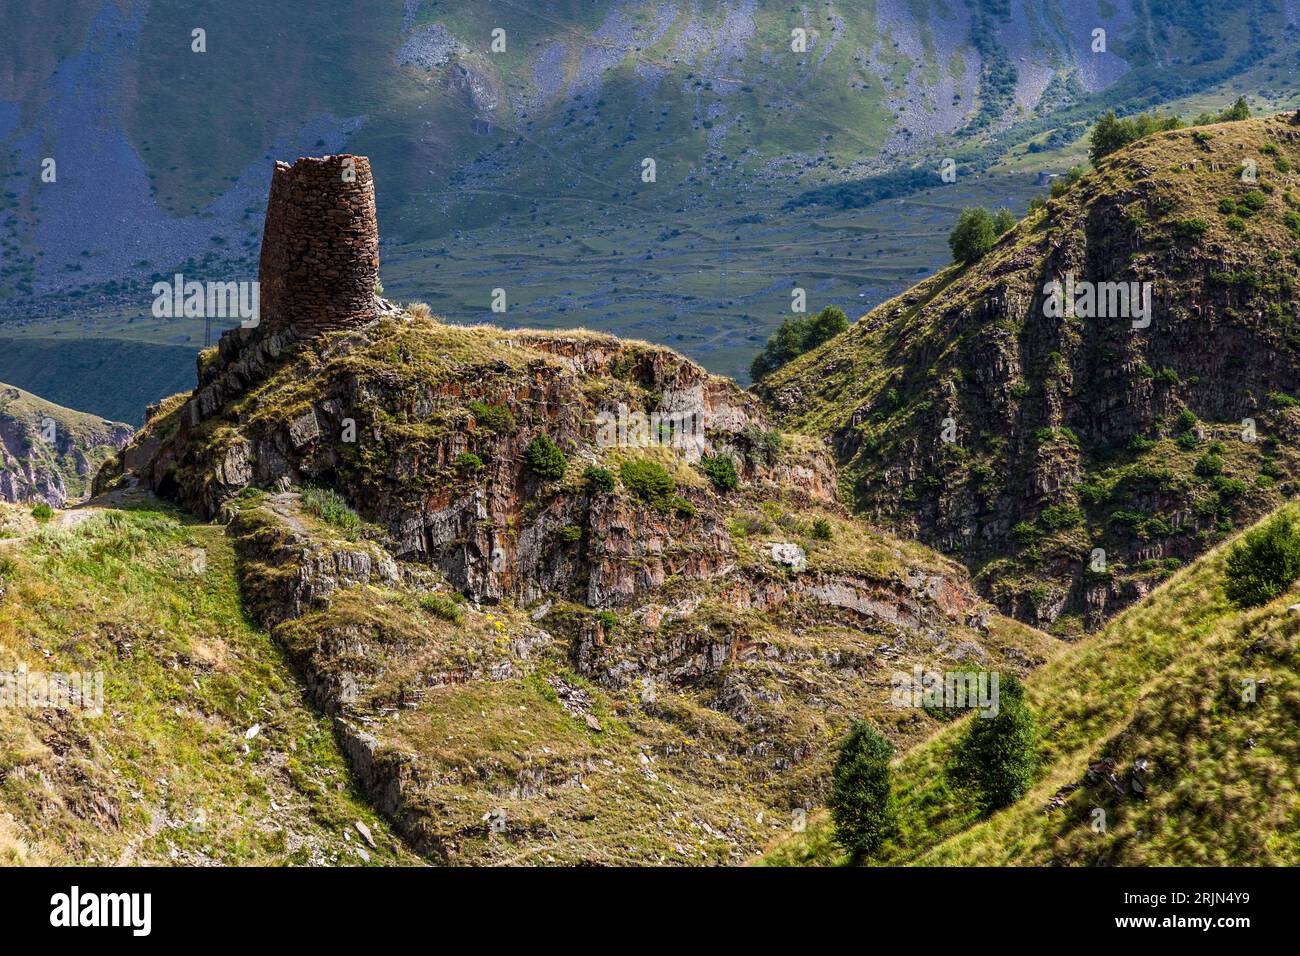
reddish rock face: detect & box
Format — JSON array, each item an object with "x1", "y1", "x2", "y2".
[{"x1": 257, "y1": 154, "x2": 379, "y2": 337}]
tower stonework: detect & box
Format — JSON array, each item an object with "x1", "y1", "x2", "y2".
[{"x1": 257, "y1": 154, "x2": 379, "y2": 337}]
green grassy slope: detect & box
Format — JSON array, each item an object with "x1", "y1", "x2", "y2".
[
  {"x1": 761, "y1": 501, "x2": 1300, "y2": 866},
  {"x1": 0, "y1": 338, "x2": 197, "y2": 427},
  {"x1": 0, "y1": 494, "x2": 418, "y2": 865}
]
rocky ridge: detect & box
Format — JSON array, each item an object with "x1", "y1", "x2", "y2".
[
  {"x1": 98, "y1": 312, "x2": 1056, "y2": 863},
  {"x1": 761, "y1": 114, "x2": 1300, "y2": 634},
  {"x1": 0, "y1": 382, "x2": 132, "y2": 508}
]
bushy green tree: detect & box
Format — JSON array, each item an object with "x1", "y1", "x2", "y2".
[
  {"x1": 1089, "y1": 109, "x2": 1183, "y2": 164},
  {"x1": 1089, "y1": 110, "x2": 1130, "y2": 164},
  {"x1": 619, "y1": 459, "x2": 674, "y2": 508},
  {"x1": 583, "y1": 465, "x2": 615, "y2": 493},
  {"x1": 467, "y1": 400, "x2": 516, "y2": 433},
  {"x1": 700, "y1": 453, "x2": 739, "y2": 492},
  {"x1": 1224, "y1": 512, "x2": 1300, "y2": 607},
  {"x1": 950, "y1": 673, "x2": 1038, "y2": 813},
  {"x1": 829, "y1": 721, "x2": 896, "y2": 861},
  {"x1": 948, "y1": 207, "x2": 997, "y2": 264},
  {"x1": 1220, "y1": 96, "x2": 1250, "y2": 122},
  {"x1": 750, "y1": 306, "x2": 850, "y2": 381},
  {"x1": 525, "y1": 434, "x2": 567, "y2": 481},
  {"x1": 454, "y1": 452, "x2": 484, "y2": 474}
]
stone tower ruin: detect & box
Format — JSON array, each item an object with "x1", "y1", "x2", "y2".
[{"x1": 256, "y1": 154, "x2": 379, "y2": 337}]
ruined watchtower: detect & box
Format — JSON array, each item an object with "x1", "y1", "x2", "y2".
[{"x1": 257, "y1": 154, "x2": 379, "y2": 337}]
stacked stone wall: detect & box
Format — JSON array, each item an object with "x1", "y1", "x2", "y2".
[{"x1": 257, "y1": 154, "x2": 379, "y2": 337}]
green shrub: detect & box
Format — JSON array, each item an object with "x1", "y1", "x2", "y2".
[
  {"x1": 454, "y1": 452, "x2": 484, "y2": 474},
  {"x1": 750, "y1": 306, "x2": 849, "y2": 380},
  {"x1": 595, "y1": 610, "x2": 619, "y2": 630},
  {"x1": 700, "y1": 454, "x2": 739, "y2": 492},
  {"x1": 31, "y1": 502, "x2": 53, "y2": 522},
  {"x1": 992, "y1": 208, "x2": 1017, "y2": 235},
  {"x1": 1128, "y1": 435, "x2": 1156, "y2": 453},
  {"x1": 949, "y1": 674, "x2": 1038, "y2": 813},
  {"x1": 811, "y1": 517, "x2": 833, "y2": 540},
  {"x1": 300, "y1": 486, "x2": 360, "y2": 534},
  {"x1": 467, "y1": 400, "x2": 516, "y2": 434},
  {"x1": 948, "y1": 207, "x2": 998, "y2": 264},
  {"x1": 525, "y1": 434, "x2": 568, "y2": 481},
  {"x1": 1011, "y1": 521, "x2": 1040, "y2": 545},
  {"x1": 1225, "y1": 512, "x2": 1300, "y2": 607},
  {"x1": 419, "y1": 593, "x2": 464, "y2": 623},
  {"x1": 1037, "y1": 503, "x2": 1084, "y2": 530},
  {"x1": 1175, "y1": 408, "x2": 1198, "y2": 432},
  {"x1": 743, "y1": 426, "x2": 786, "y2": 466},
  {"x1": 1195, "y1": 452, "x2": 1224, "y2": 478},
  {"x1": 1049, "y1": 167, "x2": 1084, "y2": 198},
  {"x1": 828, "y1": 722, "x2": 896, "y2": 861},
  {"x1": 1089, "y1": 109, "x2": 1181, "y2": 164},
  {"x1": 619, "y1": 459, "x2": 674, "y2": 508},
  {"x1": 728, "y1": 514, "x2": 772, "y2": 538},
  {"x1": 1079, "y1": 480, "x2": 1110, "y2": 506},
  {"x1": 583, "y1": 466, "x2": 616, "y2": 493},
  {"x1": 556, "y1": 524, "x2": 582, "y2": 543},
  {"x1": 1214, "y1": 477, "x2": 1247, "y2": 500},
  {"x1": 670, "y1": 496, "x2": 696, "y2": 519}
]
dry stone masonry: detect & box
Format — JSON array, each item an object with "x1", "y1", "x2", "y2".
[{"x1": 257, "y1": 154, "x2": 380, "y2": 337}]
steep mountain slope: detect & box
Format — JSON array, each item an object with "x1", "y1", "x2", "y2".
[
  {"x1": 0, "y1": 492, "x2": 418, "y2": 865},
  {"x1": 0, "y1": 382, "x2": 132, "y2": 506},
  {"x1": 94, "y1": 312, "x2": 1057, "y2": 863},
  {"x1": 762, "y1": 501, "x2": 1300, "y2": 866},
  {"x1": 762, "y1": 113, "x2": 1300, "y2": 635}
]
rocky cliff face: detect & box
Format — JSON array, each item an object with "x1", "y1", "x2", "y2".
[
  {"x1": 99, "y1": 312, "x2": 1056, "y2": 864},
  {"x1": 106, "y1": 314, "x2": 835, "y2": 608},
  {"x1": 761, "y1": 115, "x2": 1300, "y2": 634},
  {"x1": 0, "y1": 383, "x2": 132, "y2": 507}
]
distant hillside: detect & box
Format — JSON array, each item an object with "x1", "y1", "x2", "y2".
[
  {"x1": 0, "y1": 338, "x2": 197, "y2": 427},
  {"x1": 762, "y1": 501, "x2": 1300, "y2": 866},
  {"x1": 3, "y1": 0, "x2": 1297, "y2": 411},
  {"x1": 0, "y1": 382, "x2": 131, "y2": 507},
  {"x1": 761, "y1": 113, "x2": 1300, "y2": 635}
]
